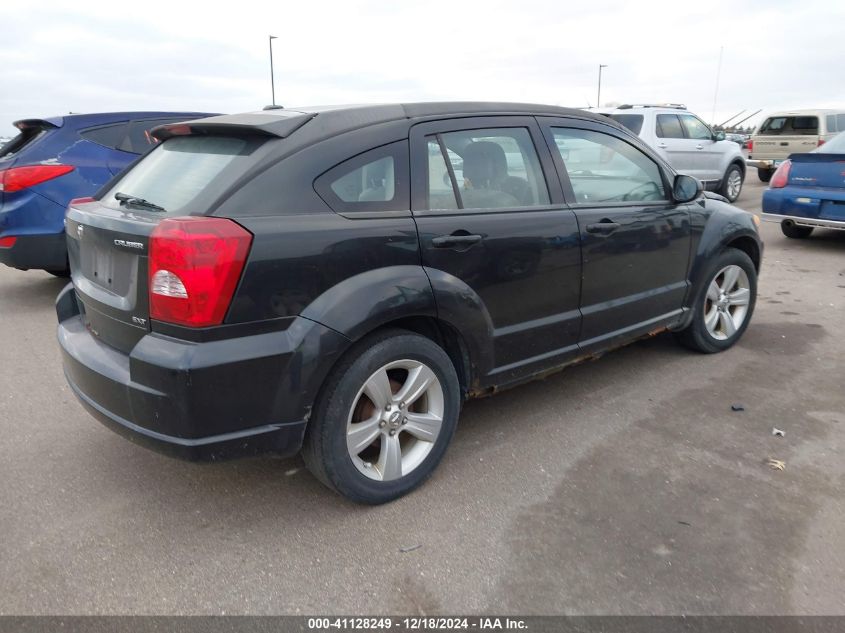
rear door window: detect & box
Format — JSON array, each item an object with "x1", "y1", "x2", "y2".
[
  {"x1": 101, "y1": 135, "x2": 265, "y2": 215},
  {"x1": 608, "y1": 114, "x2": 644, "y2": 135},
  {"x1": 425, "y1": 127, "x2": 550, "y2": 210},
  {"x1": 656, "y1": 114, "x2": 684, "y2": 139}
]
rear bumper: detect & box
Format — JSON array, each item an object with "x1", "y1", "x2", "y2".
[
  {"x1": 761, "y1": 212, "x2": 845, "y2": 231},
  {"x1": 762, "y1": 187, "x2": 845, "y2": 230},
  {"x1": 0, "y1": 231, "x2": 68, "y2": 271},
  {"x1": 56, "y1": 284, "x2": 349, "y2": 461}
]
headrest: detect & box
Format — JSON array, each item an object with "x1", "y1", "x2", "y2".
[{"x1": 462, "y1": 141, "x2": 508, "y2": 188}]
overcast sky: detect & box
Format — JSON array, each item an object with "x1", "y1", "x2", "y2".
[{"x1": 1, "y1": 0, "x2": 844, "y2": 136}]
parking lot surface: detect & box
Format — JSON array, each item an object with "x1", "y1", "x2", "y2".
[{"x1": 1, "y1": 180, "x2": 843, "y2": 615}]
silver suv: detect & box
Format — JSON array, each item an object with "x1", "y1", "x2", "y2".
[{"x1": 602, "y1": 104, "x2": 746, "y2": 202}]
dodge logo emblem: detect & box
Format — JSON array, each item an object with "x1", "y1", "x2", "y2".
[{"x1": 77, "y1": 225, "x2": 84, "y2": 239}]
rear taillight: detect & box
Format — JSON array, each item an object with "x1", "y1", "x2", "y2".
[
  {"x1": 69, "y1": 197, "x2": 95, "y2": 206},
  {"x1": 747, "y1": 140, "x2": 753, "y2": 152},
  {"x1": 770, "y1": 159, "x2": 792, "y2": 188},
  {"x1": 148, "y1": 217, "x2": 252, "y2": 327},
  {"x1": 818, "y1": 139, "x2": 826, "y2": 147},
  {"x1": 0, "y1": 236, "x2": 17, "y2": 248},
  {"x1": 0, "y1": 164, "x2": 74, "y2": 192}
]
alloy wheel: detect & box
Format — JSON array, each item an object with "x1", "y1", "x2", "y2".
[
  {"x1": 703, "y1": 264, "x2": 750, "y2": 340},
  {"x1": 346, "y1": 359, "x2": 445, "y2": 481}
]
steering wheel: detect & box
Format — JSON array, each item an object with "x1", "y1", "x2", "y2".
[{"x1": 622, "y1": 181, "x2": 662, "y2": 202}]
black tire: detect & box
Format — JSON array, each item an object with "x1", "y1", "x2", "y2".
[
  {"x1": 719, "y1": 164, "x2": 744, "y2": 202},
  {"x1": 757, "y1": 168, "x2": 772, "y2": 183},
  {"x1": 780, "y1": 220, "x2": 813, "y2": 239},
  {"x1": 302, "y1": 329, "x2": 460, "y2": 504},
  {"x1": 675, "y1": 248, "x2": 757, "y2": 354}
]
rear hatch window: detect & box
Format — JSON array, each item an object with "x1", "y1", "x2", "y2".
[
  {"x1": 759, "y1": 116, "x2": 819, "y2": 135},
  {"x1": 100, "y1": 135, "x2": 266, "y2": 216},
  {"x1": 608, "y1": 114, "x2": 644, "y2": 135},
  {"x1": 0, "y1": 127, "x2": 49, "y2": 163}
]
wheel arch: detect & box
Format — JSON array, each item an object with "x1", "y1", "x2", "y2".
[
  {"x1": 297, "y1": 265, "x2": 494, "y2": 410},
  {"x1": 729, "y1": 157, "x2": 746, "y2": 177}
]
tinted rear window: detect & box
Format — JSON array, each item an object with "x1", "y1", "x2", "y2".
[
  {"x1": 0, "y1": 128, "x2": 47, "y2": 161},
  {"x1": 759, "y1": 116, "x2": 819, "y2": 135},
  {"x1": 101, "y1": 135, "x2": 265, "y2": 215},
  {"x1": 656, "y1": 114, "x2": 684, "y2": 139},
  {"x1": 80, "y1": 123, "x2": 128, "y2": 150},
  {"x1": 608, "y1": 114, "x2": 644, "y2": 135}
]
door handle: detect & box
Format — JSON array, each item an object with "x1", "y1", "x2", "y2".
[
  {"x1": 696, "y1": 145, "x2": 704, "y2": 150},
  {"x1": 431, "y1": 233, "x2": 484, "y2": 248},
  {"x1": 657, "y1": 143, "x2": 667, "y2": 149},
  {"x1": 585, "y1": 220, "x2": 621, "y2": 235}
]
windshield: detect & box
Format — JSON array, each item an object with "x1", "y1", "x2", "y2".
[
  {"x1": 816, "y1": 131, "x2": 845, "y2": 153},
  {"x1": 102, "y1": 135, "x2": 264, "y2": 215}
]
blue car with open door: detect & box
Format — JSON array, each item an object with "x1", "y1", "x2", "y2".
[
  {"x1": 0, "y1": 111, "x2": 215, "y2": 275},
  {"x1": 762, "y1": 131, "x2": 845, "y2": 239}
]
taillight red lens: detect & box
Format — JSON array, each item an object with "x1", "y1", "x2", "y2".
[
  {"x1": 0, "y1": 164, "x2": 74, "y2": 192},
  {"x1": 0, "y1": 236, "x2": 17, "y2": 248},
  {"x1": 770, "y1": 159, "x2": 792, "y2": 188},
  {"x1": 747, "y1": 140, "x2": 753, "y2": 152},
  {"x1": 148, "y1": 217, "x2": 252, "y2": 327},
  {"x1": 818, "y1": 139, "x2": 826, "y2": 147},
  {"x1": 69, "y1": 197, "x2": 95, "y2": 206}
]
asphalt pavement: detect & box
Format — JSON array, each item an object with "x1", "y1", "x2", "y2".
[{"x1": 1, "y1": 179, "x2": 843, "y2": 615}]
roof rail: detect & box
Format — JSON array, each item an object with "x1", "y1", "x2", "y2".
[{"x1": 617, "y1": 103, "x2": 687, "y2": 110}]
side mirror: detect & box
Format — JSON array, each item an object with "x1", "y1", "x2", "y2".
[
  {"x1": 673, "y1": 174, "x2": 703, "y2": 203},
  {"x1": 714, "y1": 130, "x2": 726, "y2": 142}
]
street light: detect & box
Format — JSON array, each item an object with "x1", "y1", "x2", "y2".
[
  {"x1": 597, "y1": 64, "x2": 608, "y2": 108},
  {"x1": 269, "y1": 35, "x2": 278, "y2": 106}
]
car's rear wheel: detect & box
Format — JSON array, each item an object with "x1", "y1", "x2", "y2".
[
  {"x1": 676, "y1": 248, "x2": 757, "y2": 354},
  {"x1": 302, "y1": 329, "x2": 460, "y2": 504},
  {"x1": 719, "y1": 164, "x2": 744, "y2": 202},
  {"x1": 757, "y1": 168, "x2": 772, "y2": 183},
  {"x1": 780, "y1": 220, "x2": 814, "y2": 239}
]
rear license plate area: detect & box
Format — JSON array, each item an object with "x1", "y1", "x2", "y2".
[{"x1": 820, "y1": 200, "x2": 845, "y2": 221}]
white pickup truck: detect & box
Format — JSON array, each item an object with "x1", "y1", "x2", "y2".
[{"x1": 747, "y1": 109, "x2": 845, "y2": 182}]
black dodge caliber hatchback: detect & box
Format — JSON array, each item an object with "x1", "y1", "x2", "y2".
[{"x1": 57, "y1": 103, "x2": 762, "y2": 503}]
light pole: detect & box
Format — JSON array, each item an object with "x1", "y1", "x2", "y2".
[
  {"x1": 269, "y1": 35, "x2": 278, "y2": 106},
  {"x1": 597, "y1": 64, "x2": 608, "y2": 108}
]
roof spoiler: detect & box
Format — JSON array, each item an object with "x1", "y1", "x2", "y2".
[
  {"x1": 13, "y1": 117, "x2": 63, "y2": 131},
  {"x1": 151, "y1": 111, "x2": 315, "y2": 142}
]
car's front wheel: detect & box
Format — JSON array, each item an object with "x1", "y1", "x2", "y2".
[
  {"x1": 302, "y1": 329, "x2": 460, "y2": 504},
  {"x1": 781, "y1": 220, "x2": 814, "y2": 239},
  {"x1": 719, "y1": 164, "x2": 744, "y2": 202},
  {"x1": 676, "y1": 248, "x2": 757, "y2": 353}
]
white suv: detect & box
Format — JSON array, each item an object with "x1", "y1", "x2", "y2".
[{"x1": 601, "y1": 104, "x2": 746, "y2": 202}]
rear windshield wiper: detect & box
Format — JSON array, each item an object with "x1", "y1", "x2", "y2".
[{"x1": 114, "y1": 191, "x2": 166, "y2": 212}]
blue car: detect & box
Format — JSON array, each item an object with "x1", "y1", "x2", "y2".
[
  {"x1": 0, "y1": 111, "x2": 214, "y2": 274},
  {"x1": 762, "y1": 131, "x2": 845, "y2": 239}
]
